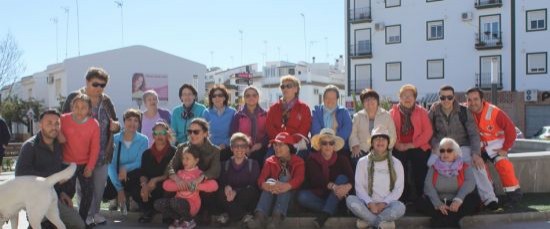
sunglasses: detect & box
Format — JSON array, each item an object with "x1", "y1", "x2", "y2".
[
  {"x1": 91, "y1": 82, "x2": 107, "y2": 88},
  {"x1": 244, "y1": 93, "x2": 258, "y2": 98},
  {"x1": 231, "y1": 143, "x2": 249, "y2": 149},
  {"x1": 212, "y1": 93, "x2": 225, "y2": 98},
  {"x1": 187, "y1": 129, "x2": 202, "y2": 135},
  {"x1": 439, "y1": 95, "x2": 454, "y2": 101},
  {"x1": 439, "y1": 148, "x2": 454, "y2": 154},
  {"x1": 153, "y1": 130, "x2": 167, "y2": 136},
  {"x1": 280, "y1": 83, "x2": 295, "y2": 90},
  {"x1": 320, "y1": 140, "x2": 335, "y2": 146}
]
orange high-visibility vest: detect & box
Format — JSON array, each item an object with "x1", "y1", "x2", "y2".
[{"x1": 474, "y1": 102, "x2": 505, "y2": 142}]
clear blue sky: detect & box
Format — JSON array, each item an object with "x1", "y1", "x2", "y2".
[{"x1": 1, "y1": 0, "x2": 344, "y2": 77}]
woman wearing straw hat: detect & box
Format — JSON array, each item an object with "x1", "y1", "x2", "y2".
[
  {"x1": 298, "y1": 128, "x2": 354, "y2": 228},
  {"x1": 346, "y1": 127, "x2": 405, "y2": 229}
]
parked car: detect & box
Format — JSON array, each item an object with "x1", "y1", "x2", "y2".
[
  {"x1": 532, "y1": 126, "x2": 550, "y2": 140},
  {"x1": 515, "y1": 127, "x2": 525, "y2": 139}
]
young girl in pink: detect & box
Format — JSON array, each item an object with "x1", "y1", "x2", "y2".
[{"x1": 155, "y1": 146, "x2": 218, "y2": 229}]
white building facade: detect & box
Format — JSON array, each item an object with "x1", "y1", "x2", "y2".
[{"x1": 345, "y1": 0, "x2": 550, "y2": 101}]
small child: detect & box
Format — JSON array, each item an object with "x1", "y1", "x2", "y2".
[{"x1": 155, "y1": 146, "x2": 218, "y2": 229}]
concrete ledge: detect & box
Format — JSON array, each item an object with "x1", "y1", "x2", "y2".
[
  {"x1": 512, "y1": 139, "x2": 550, "y2": 152},
  {"x1": 489, "y1": 151, "x2": 550, "y2": 194}
]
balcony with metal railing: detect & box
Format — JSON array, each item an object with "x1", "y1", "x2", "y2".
[
  {"x1": 475, "y1": 72, "x2": 503, "y2": 89},
  {"x1": 475, "y1": 32, "x2": 503, "y2": 50},
  {"x1": 474, "y1": 0, "x2": 503, "y2": 9},
  {"x1": 349, "y1": 7, "x2": 371, "y2": 23},
  {"x1": 349, "y1": 43, "x2": 372, "y2": 59}
]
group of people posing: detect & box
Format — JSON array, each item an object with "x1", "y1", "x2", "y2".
[{"x1": 14, "y1": 67, "x2": 523, "y2": 229}]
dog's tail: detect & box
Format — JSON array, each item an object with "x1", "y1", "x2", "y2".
[{"x1": 46, "y1": 163, "x2": 77, "y2": 186}]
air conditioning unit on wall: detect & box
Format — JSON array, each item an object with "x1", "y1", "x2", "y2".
[
  {"x1": 462, "y1": 12, "x2": 472, "y2": 21},
  {"x1": 524, "y1": 89, "x2": 538, "y2": 102}
]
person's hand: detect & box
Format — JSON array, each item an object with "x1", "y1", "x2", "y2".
[
  {"x1": 273, "y1": 182, "x2": 292, "y2": 194},
  {"x1": 225, "y1": 186, "x2": 236, "y2": 202},
  {"x1": 110, "y1": 118, "x2": 120, "y2": 132},
  {"x1": 140, "y1": 186, "x2": 150, "y2": 202},
  {"x1": 394, "y1": 143, "x2": 406, "y2": 152},
  {"x1": 117, "y1": 191, "x2": 127, "y2": 205},
  {"x1": 261, "y1": 182, "x2": 273, "y2": 192},
  {"x1": 334, "y1": 184, "x2": 352, "y2": 199},
  {"x1": 173, "y1": 176, "x2": 188, "y2": 191},
  {"x1": 472, "y1": 154, "x2": 486, "y2": 170},
  {"x1": 438, "y1": 204, "x2": 450, "y2": 215},
  {"x1": 367, "y1": 202, "x2": 381, "y2": 214},
  {"x1": 449, "y1": 200, "x2": 462, "y2": 212},
  {"x1": 351, "y1": 145, "x2": 361, "y2": 158},
  {"x1": 219, "y1": 144, "x2": 226, "y2": 150},
  {"x1": 84, "y1": 167, "x2": 93, "y2": 178},
  {"x1": 375, "y1": 202, "x2": 388, "y2": 212},
  {"x1": 59, "y1": 192, "x2": 73, "y2": 208},
  {"x1": 118, "y1": 167, "x2": 127, "y2": 181},
  {"x1": 251, "y1": 143, "x2": 262, "y2": 153},
  {"x1": 147, "y1": 179, "x2": 157, "y2": 191},
  {"x1": 494, "y1": 148, "x2": 508, "y2": 157}
]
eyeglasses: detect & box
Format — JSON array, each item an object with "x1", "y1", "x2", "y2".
[
  {"x1": 280, "y1": 83, "x2": 295, "y2": 90},
  {"x1": 439, "y1": 95, "x2": 454, "y2": 101},
  {"x1": 91, "y1": 82, "x2": 107, "y2": 88},
  {"x1": 439, "y1": 148, "x2": 454, "y2": 154},
  {"x1": 231, "y1": 143, "x2": 249, "y2": 149},
  {"x1": 244, "y1": 93, "x2": 258, "y2": 98},
  {"x1": 320, "y1": 140, "x2": 335, "y2": 146},
  {"x1": 212, "y1": 93, "x2": 225, "y2": 98},
  {"x1": 153, "y1": 130, "x2": 168, "y2": 136},
  {"x1": 187, "y1": 129, "x2": 202, "y2": 135}
]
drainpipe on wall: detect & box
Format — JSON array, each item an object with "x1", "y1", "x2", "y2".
[{"x1": 511, "y1": 0, "x2": 516, "y2": 91}]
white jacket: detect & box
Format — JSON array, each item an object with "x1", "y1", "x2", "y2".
[{"x1": 349, "y1": 107, "x2": 397, "y2": 152}]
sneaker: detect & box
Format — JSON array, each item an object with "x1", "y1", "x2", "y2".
[
  {"x1": 378, "y1": 221, "x2": 395, "y2": 229},
  {"x1": 356, "y1": 219, "x2": 369, "y2": 229},
  {"x1": 242, "y1": 214, "x2": 254, "y2": 224},
  {"x1": 266, "y1": 213, "x2": 283, "y2": 229},
  {"x1": 486, "y1": 201, "x2": 499, "y2": 211},
  {"x1": 180, "y1": 219, "x2": 197, "y2": 229},
  {"x1": 168, "y1": 220, "x2": 180, "y2": 229},
  {"x1": 93, "y1": 213, "x2": 107, "y2": 225},
  {"x1": 214, "y1": 213, "x2": 229, "y2": 225},
  {"x1": 85, "y1": 215, "x2": 95, "y2": 226},
  {"x1": 246, "y1": 212, "x2": 267, "y2": 229},
  {"x1": 313, "y1": 212, "x2": 329, "y2": 228},
  {"x1": 120, "y1": 203, "x2": 128, "y2": 216}
]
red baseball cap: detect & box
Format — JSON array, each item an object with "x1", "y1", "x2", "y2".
[{"x1": 269, "y1": 132, "x2": 295, "y2": 145}]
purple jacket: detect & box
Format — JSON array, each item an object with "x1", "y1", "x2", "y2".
[
  {"x1": 231, "y1": 105, "x2": 268, "y2": 146},
  {"x1": 138, "y1": 107, "x2": 171, "y2": 132}
]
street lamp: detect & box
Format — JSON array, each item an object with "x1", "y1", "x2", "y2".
[
  {"x1": 300, "y1": 13, "x2": 307, "y2": 61},
  {"x1": 114, "y1": 1, "x2": 124, "y2": 46}
]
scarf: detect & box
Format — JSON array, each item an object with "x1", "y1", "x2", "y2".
[
  {"x1": 181, "y1": 101, "x2": 195, "y2": 120},
  {"x1": 323, "y1": 106, "x2": 337, "y2": 131},
  {"x1": 433, "y1": 158, "x2": 464, "y2": 177},
  {"x1": 279, "y1": 156, "x2": 291, "y2": 177},
  {"x1": 367, "y1": 150, "x2": 396, "y2": 196},
  {"x1": 281, "y1": 98, "x2": 297, "y2": 127},
  {"x1": 244, "y1": 104, "x2": 259, "y2": 144},
  {"x1": 398, "y1": 104, "x2": 415, "y2": 135},
  {"x1": 151, "y1": 141, "x2": 169, "y2": 163},
  {"x1": 311, "y1": 151, "x2": 338, "y2": 181}
]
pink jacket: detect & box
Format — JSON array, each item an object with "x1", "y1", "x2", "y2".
[
  {"x1": 389, "y1": 104, "x2": 433, "y2": 151},
  {"x1": 163, "y1": 167, "x2": 218, "y2": 216},
  {"x1": 231, "y1": 106, "x2": 268, "y2": 146}
]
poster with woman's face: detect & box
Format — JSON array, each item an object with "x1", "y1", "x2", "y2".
[{"x1": 132, "y1": 73, "x2": 168, "y2": 101}]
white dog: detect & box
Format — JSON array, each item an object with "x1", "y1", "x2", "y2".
[{"x1": 0, "y1": 163, "x2": 76, "y2": 229}]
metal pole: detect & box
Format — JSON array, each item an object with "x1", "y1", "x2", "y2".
[
  {"x1": 62, "y1": 7, "x2": 69, "y2": 58},
  {"x1": 115, "y1": 1, "x2": 124, "y2": 46},
  {"x1": 51, "y1": 17, "x2": 59, "y2": 62},
  {"x1": 76, "y1": 0, "x2": 80, "y2": 55},
  {"x1": 300, "y1": 13, "x2": 307, "y2": 61},
  {"x1": 491, "y1": 57, "x2": 498, "y2": 105}
]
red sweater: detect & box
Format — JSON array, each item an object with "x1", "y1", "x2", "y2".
[
  {"x1": 390, "y1": 104, "x2": 433, "y2": 151},
  {"x1": 60, "y1": 113, "x2": 100, "y2": 170},
  {"x1": 257, "y1": 154, "x2": 305, "y2": 189},
  {"x1": 473, "y1": 103, "x2": 516, "y2": 151},
  {"x1": 266, "y1": 99, "x2": 311, "y2": 142}
]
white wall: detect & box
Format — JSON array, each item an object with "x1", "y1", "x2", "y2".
[{"x1": 348, "y1": 0, "x2": 512, "y2": 100}]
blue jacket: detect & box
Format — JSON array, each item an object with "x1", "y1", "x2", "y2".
[
  {"x1": 171, "y1": 102, "x2": 207, "y2": 144},
  {"x1": 203, "y1": 106, "x2": 236, "y2": 146},
  {"x1": 108, "y1": 131, "x2": 149, "y2": 191},
  {"x1": 311, "y1": 105, "x2": 353, "y2": 149}
]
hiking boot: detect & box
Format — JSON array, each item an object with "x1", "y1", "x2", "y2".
[
  {"x1": 313, "y1": 212, "x2": 330, "y2": 228},
  {"x1": 108, "y1": 199, "x2": 118, "y2": 211},
  {"x1": 485, "y1": 201, "x2": 499, "y2": 211},
  {"x1": 246, "y1": 211, "x2": 267, "y2": 229},
  {"x1": 266, "y1": 213, "x2": 283, "y2": 229},
  {"x1": 506, "y1": 188, "x2": 523, "y2": 207}
]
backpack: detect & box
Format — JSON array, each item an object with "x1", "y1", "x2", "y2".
[{"x1": 224, "y1": 159, "x2": 253, "y2": 173}]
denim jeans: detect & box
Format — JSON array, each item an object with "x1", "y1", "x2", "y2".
[
  {"x1": 297, "y1": 175, "x2": 348, "y2": 215},
  {"x1": 255, "y1": 175, "x2": 292, "y2": 216},
  {"x1": 346, "y1": 195, "x2": 405, "y2": 227}
]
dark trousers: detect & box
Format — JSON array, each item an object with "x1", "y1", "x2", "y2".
[
  {"x1": 154, "y1": 197, "x2": 191, "y2": 221},
  {"x1": 217, "y1": 186, "x2": 259, "y2": 222},
  {"x1": 136, "y1": 183, "x2": 166, "y2": 216},
  {"x1": 393, "y1": 147, "x2": 430, "y2": 202},
  {"x1": 64, "y1": 164, "x2": 93, "y2": 220},
  {"x1": 199, "y1": 191, "x2": 218, "y2": 215},
  {"x1": 103, "y1": 169, "x2": 142, "y2": 207},
  {"x1": 416, "y1": 192, "x2": 481, "y2": 227},
  {"x1": 248, "y1": 146, "x2": 267, "y2": 168}
]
